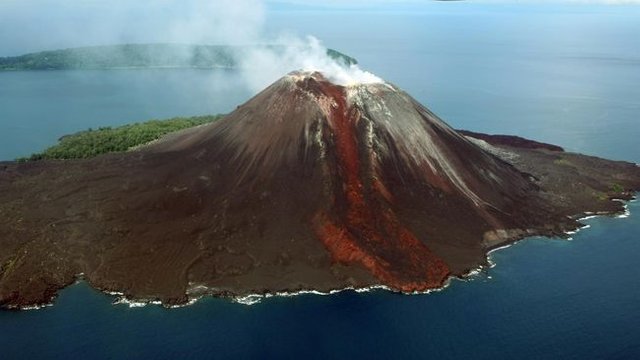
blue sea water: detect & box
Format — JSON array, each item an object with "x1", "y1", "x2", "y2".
[
  {"x1": 0, "y1": 69, "x2": 253, "y2": 161},
  {"x1": 1, "y1": 4, "x2": 640, "y2": 359}
]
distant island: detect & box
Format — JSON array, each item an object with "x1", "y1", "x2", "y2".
[
  {"x1": 1, "y1": 71, "x2": 638, "y2": 310},
  {"x1": 0, "y1": 43, "x2": 357, "y2": 71}
]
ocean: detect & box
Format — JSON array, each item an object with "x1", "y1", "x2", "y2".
[{"x1": 1, "y1": 4, "x2": 639, "y2": 359}]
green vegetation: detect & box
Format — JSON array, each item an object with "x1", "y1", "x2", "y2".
[
  {"x1": 611, "y1": 183, "x2": 625, "y2": 193},
  {"x1": 21, "y1": 115, "x2": 222, "y2": 161},
  {"x1": 553, "y1": 158, "x2": 574, "y2": 167},
  {"x1": 0, "y1": 44, "x2": 357, "y2": 71},
  {"x1": 597, "y1": 192, "x2": 609, "y2": 201},
  {"x1": 0, "y1": 256, "x2": 17, "y2": 280},
  {"x1": 325, "y1": 48, "x2": 358, "y2": 66}
]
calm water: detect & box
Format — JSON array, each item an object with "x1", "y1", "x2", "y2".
[
  {"x1": 0, "y1": 69, "x2": 253, "y2": 160},
  {"x1": 1, "y1": 204, "x2": 639, "y2": 359},
  {"x1": 1, "y1": 5, "x2": 640, "y2": 359}
]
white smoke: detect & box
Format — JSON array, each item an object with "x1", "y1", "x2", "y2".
[
  {"x1": 238, "y1": 35, "x2": 382, "y2": 91},
  {"x1": 156, "y1": 0, "x2": 383, "y2": 91},
  {"x1": 0, "y1": 0, "x2": 383, "y2": 91},
  {"x1": 164, "y1": 0, "x2": 266, "y2": 46}
]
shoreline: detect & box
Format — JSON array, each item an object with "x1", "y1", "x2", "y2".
[
  {"x1": 4, "y1": 195, "x2": 637, "y2": 311},
  {"x1": 0, "y1": 65, "x2": 236, "y2": 73}
]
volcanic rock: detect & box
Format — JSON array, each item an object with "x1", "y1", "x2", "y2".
[{"x1": 1, "y1": 71, "x2": 639, "y2": 309}]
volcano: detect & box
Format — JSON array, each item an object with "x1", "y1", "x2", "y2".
[{"x1": 1, "y1": 71, "x2": 639, "y2": 309}]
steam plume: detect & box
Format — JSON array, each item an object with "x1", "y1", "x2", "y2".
[
  {"x1": 0, "y1": 0, "x2": 382, "y2": 92},
  {"x1": 238, "y1": 36, "x2": 381, "y2": 91}
]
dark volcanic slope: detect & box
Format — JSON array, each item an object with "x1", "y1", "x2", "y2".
[{"x1": 1, "y1": 71, "x2": 639, "y2": 309}]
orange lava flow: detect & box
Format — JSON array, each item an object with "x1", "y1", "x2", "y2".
[{"x1": 312, "y1": 80, "x2": 450, "y2": 292}]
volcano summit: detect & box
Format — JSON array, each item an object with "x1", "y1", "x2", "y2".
[{"x1": 1, "y1": 71, "x2": 639, "y2": 309}]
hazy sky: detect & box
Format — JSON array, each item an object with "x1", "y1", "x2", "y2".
[{"x1": 0, "y1": 0, "x2": 638, "y2": 56}]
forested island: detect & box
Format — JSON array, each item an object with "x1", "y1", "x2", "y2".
[{"x1": 0, "y1": 44, "x2": 357, "y2": 71}]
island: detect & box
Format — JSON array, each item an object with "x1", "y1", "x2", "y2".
[
  {"x1": 0, "y1": 44, "x2": 357, "y2": 71},
  {"x1": 1, "y1": 71, "x2": 638, "y2": 309}
]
